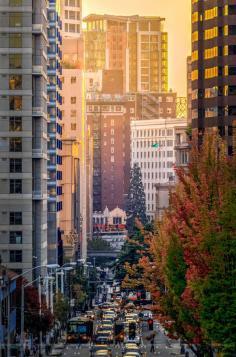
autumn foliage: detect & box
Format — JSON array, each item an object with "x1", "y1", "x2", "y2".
[
  {"x1": 145, "y1": 134, "x2": 236, "y2": 356},
  {"x1": 120, "y1": 133, "x2": 236, "y2": 356}
]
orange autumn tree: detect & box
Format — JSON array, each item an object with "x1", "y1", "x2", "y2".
[{"x1": 142, "y1": 133, "x2": 236, "y2": 356}]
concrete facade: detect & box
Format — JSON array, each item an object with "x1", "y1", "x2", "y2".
[
  {"x1": 60, "y1": 68, "x2": 82, "y2": 258},
  {"x1": 131, "y1": 118, "x2": 187, "y2": 220},
  {"x1": 0, "y1": 0, "x2": 48, "y2": 275},
  {"x1": 47, "y1": 0, "x2": 63, "y2": 265},
  {"x1": 61, "y1": 0, "x2": 81, "y2": 38}
]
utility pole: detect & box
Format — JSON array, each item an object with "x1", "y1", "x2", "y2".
[
  {"x1": 7, "y1": 277, "x2": 10, "y2": 357},
  {"x1": 38, "y1": 277, "x2": 42, "y2": 357},
  {"x1": 20, "y1": 283, "x2": 24, "y2": 357}
]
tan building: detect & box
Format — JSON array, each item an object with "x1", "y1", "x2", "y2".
[
  {"x1": 60, "y1": 0, "x2": 92, "y2": 260},
  {"x1": 83, "y1": 14, "x2": 168, "y2": 93},
  {"x1": 61, "y1": 0, "x2": 82, "y2": 38},
  {"x1": 60, "y1": 67, "x2": 83, "y2": 258}
]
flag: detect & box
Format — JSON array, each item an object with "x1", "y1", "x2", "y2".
[{"x1": 151, "y1": 143, "x2": 160, "y2": 149}]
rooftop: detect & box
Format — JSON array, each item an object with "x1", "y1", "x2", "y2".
[{"x1": 83, "y1": 14, "x2": 165, "y2": 23}]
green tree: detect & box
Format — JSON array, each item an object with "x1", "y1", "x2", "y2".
[
  {"x1": 126, "y1": 163, "x2": 147, "y2": 234},
  {"x1": 145, "y1": 133, "x2": 236, "y2": 356},
  {"x1": 199, "y1": 176, "x2": 236, "y2": 356},
  {"x1": 88, "y1": 237, "x2": 112, "y2": 251},
  {"x1": 115, "y1": 223, "x2": 151, "y2": 286},
  {"x1": 54, "y1": 292, "x2": 70, "y2": 326}
]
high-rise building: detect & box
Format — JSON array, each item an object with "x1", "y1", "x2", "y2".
[
  {"x1": 60, "y1": 0, "x2": 91, "y2": 259},
  {"x1": 86, "y1": 93, "x2": 135, "y2": 212},
  {"x1": 131, "y1": 118, "x2": 187, "y2": 220},
  {"x1": 47, "y1": 0, "x2": 63, "y2": 264},
  {"x1": 187, "y1": 56, "x2": 192, "y2": 123},
  {"x1": 84, "y1": 15, "x2": 168, "y2": 93},
  {"x1": 60, "y1": 67, "x2": 82, "y2": 258},
  {"x1": 0, "y1": 0, "x2": 48, "y2": 274},
  {"x1": 134, "y1": 92, "x2": 177, "y2": 120},
  {"x1": 192, "y1": 1, "x2": 236, "y2": 153},
  {"x1": 61, "y1": 0, "x2": 81, "y2": 38}
]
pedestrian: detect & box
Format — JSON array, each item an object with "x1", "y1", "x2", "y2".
[
  {"x1": 32, "y1": 343, "x2": 38, "y2": 356},
  {"x1": 185, "y1": 352, "x2": 189, "y2": 357},
  {"x1": 150, "y1": 336, "x2": 155, "y2": 353},
  {"x1": 24, "y1": 344, "x2": 30, "y2": 357}
]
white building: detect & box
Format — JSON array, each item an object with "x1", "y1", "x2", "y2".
[
  {"x1": 131, "y1": 118, "x2": 188, "y2": 220},
  {"x1": 93, "y1": 206, "x2": 126, "y2": 227}
]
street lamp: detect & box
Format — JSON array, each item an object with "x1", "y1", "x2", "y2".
[{"x1": 8, "y1": 264, "x2": 58, "y2": 357}]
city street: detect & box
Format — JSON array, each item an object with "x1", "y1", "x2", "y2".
[{"x1": 60, "y1": 321, "x2": 190, "y2": 357}]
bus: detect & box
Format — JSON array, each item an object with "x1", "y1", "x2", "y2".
[{"x1": 66, "y1": 316, "x2": 93, "y2": 343}]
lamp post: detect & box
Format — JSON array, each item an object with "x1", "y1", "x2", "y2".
[{"x1": 8, "y1": 264, "x2": 59, "y2": 357}]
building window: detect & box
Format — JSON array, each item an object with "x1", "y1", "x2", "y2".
[
  {"x1": 9, "y1": 117, "x2": 22, "y2": 131},
  {"x1": 9, "y1": 33, "x2": 22, "y2": 48},
  {"x1": 167, "y1": 151, "x2": 173, "y2": 158},
  {"x1": 9, "y1": 231, "x2": 22, "y2": 244},
  {"x1": 10, "y1": 158, "x2": 22, "y2": 173},
  {"x1": 69, "y1": 24, "x2": 76, "y2": 33},
  {"x1": 9, "y1": 250, "x2": 22, "y2": 263},
  {"x1": 10, "y1": 179, "x2": 22, "y2": 194},
  {"x1": 9, "y1": 74, "x2": 22, "y2": 90},
  {"x1": 10, "y1": 212, "x2": 22, "y2": 225},
  {"x1": 9, "y1": 0, "x2": 22, "y2": 5},
  {"x1": 71, "y1": 77, "x2": 76, "y2": 84},
  {"x1": 9, "y1": 54, "x2": 22, "y2": 69},
  {"x1": 71, "y1": 97, "x2": 76, "y2": 104},
  {"x1": 9, "y1": 13, "x2": 22, "y2": 27},
  {"x1": 71, "y1": 110, "x2": 76, "y2": 117},
  {"x1": 71, "y1": 123, "x2": 76, "y2": 130},
  {"x1": 9, "y1": 137, "x2": 22, "y2": 152},
  {"x1": 9, "y1": 96, "x2": 22, "y2": 111}
]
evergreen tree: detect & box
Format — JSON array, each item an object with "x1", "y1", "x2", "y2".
[{"x1": 126, "y1": 163, "x2": 147, "y2": 233}]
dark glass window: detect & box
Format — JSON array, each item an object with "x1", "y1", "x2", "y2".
[
  {"x1": 10, "y1": 179, "x2": 22, "y2": 194},
  {"x1": 229, "y1": 25, "x2": 236, "y2": 35},
  {"x1": 9, "y1": 137, "x2": 22, "y2": 152},
  {"x1": 218, "y1": 66, "x2": 223, "y2": 76},
  {"x1": 10, "y1": 158, "x2": 22, "y2": 173},
  {"x1": 9, "y1": 212, "x2": 22, "y2": 225},
  {"x1": 228, "y1": 126, "x2": 233, "y2": 136},
  {"x1": 228, "y1": 106, "x2": 236, "y2": 116},
  {"x1": 228, "y1": 86, "x2": 236, "y2": 95},
  {"x1": 218, "y1": 126, "x2": 225, "y2": 137},
  {"x1": 229, "y1": 66, "x2": 236, "y2": 75},
  {"x1": 9, "y1": 231, "x2": 22, "y2": 244},
  {"x1": 9, "y1": 250, "x2": 22, "y2": 262},
  {"x1": 229, "y1": 45, "x2": 236, "y2": 55},
  {"x1": 9, "y1": 117, "x2": 22, "y2": 131},
  {"x1": 229, "y1": 5, "x2": 236, "y2": 15}
]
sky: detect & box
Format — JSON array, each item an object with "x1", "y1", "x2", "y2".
[{"x1": 83, "y1": 0, "x2": 191, "y2": 97}]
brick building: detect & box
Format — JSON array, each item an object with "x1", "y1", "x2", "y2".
[{"x1": 86, "y1": 94, "x2": 135, "y2": 211}]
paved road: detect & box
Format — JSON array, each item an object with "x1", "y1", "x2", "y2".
[{"x1": 61, "y1": 321, "x2": 187, "y2": 357}]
